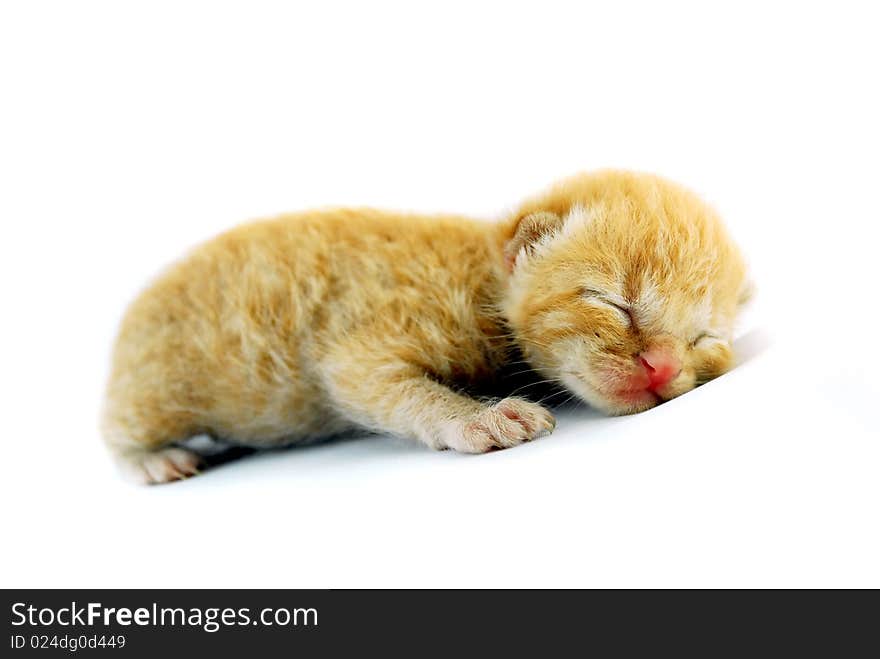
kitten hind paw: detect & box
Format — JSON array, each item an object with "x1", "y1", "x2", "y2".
[{"x1": 115, "y1": 446, "x2": 202, "y2": 485}]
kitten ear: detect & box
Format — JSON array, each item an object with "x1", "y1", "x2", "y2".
[{"x1": 503, "y1": 211, "x2": 563, "y2": 271}]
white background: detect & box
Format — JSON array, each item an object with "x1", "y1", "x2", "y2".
[{"x1": 1, "y1": 1, "x2": 877, "y2": 588}]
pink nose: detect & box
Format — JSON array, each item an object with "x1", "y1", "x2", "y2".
[{"x1": 639, "y1": 349, "x2": 680, "y2": 391}]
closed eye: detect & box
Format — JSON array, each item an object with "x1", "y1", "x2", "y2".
[
  {"x1": 691, "y1": 332, "x2": 722, "y2": 347},
  {"x1": 580, "y1": 287, "x2": 633, "y2": 325}
]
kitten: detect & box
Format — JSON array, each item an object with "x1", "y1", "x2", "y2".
[{"x1": 102, "y1": 170, "x2": 750, "y2": 484}]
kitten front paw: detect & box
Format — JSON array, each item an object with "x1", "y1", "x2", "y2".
[{"x1": 448, "y1": 397, "x2": 556, "y2": 453}]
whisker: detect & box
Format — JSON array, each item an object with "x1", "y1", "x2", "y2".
[
  {"x1": 505, "y1": 366, "x2": 547, "y2": 378},
  {"x1": 536, "y1": 388, "x2": 576, "y2": 406},
  {"x1": 553, "y1": 392, "x2": 580, "y2": 408},
  {"x1": 507, "y1": 377, "x2": 567, "y2": 397}
]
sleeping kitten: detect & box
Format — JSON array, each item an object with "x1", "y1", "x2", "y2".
[{"x1": 102, "y1": 170, "x2": 750, "y2": 484}]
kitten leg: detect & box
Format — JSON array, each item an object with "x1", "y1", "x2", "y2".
[{"x1": 325, "y1": 363, "x2": 556, "y2": 452}]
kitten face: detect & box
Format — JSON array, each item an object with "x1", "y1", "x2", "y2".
[{"x1": 503, "y1": 171, "x2": 749, "y2": 414}]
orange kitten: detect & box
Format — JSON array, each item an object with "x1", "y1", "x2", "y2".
[{"x1": 102, "y1": 170, "x2": 750, "y2": 484}]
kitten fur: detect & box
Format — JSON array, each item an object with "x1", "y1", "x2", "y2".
[{"x1": 102, "y1": 170, "x2": 749, "y2": 484}]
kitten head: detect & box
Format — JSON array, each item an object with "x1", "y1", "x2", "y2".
[{"x1": 502, "y1": 170, "x2": 750, "y2": 414}]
